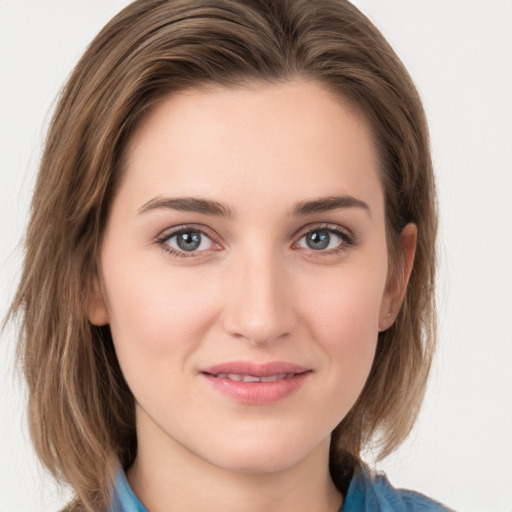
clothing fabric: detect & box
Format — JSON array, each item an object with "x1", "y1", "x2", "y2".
[
  {"x1": 110, "y1": 464, "x2": 452, "y2": 511},
  {"x1": 340, "y1": 464, "x2": 451, "y2": 511}
]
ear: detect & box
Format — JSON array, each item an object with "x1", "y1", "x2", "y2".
[
  {"x1": 87, "y1": 274, "x2": 110, "y2": 326},
  {"x1": 378, "y1": 223, "x2": 417, "y2": 332}
]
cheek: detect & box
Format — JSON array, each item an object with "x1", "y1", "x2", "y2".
[
  {"x1": 302, "y1": 264, "x2": 385, "y2": 344},
  {"x1": 101, "y1": 260, "x2": 225, "y2": 423},
  {"x1": 103, "y1": 257, "x2": 218, "y2": 367},
  {"x1": 298, "y1": 263, "x2": 386, "y2": 401},
  {"x1": 323, "y1": 292, "x2": 380, "y2": 381}
]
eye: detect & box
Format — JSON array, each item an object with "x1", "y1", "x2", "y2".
[
  {"x1": 296, "y1": 227, "x2": 353, "y2": 252},
  {"x1": 157, "y1": 227, "x2": 218, "y2": 257}
]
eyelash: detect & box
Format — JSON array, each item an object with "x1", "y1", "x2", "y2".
[{"x1": 155, "y1": 223, "x2": 356, "y2": 259}]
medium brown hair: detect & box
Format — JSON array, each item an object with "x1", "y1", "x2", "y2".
[{"x1": 10, "y1": 0, "x2": 437, "y2": 509}]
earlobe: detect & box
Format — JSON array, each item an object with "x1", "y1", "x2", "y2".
[
  {"x1": 87, "y1": 275, "x2": 110, "y2": 326},
  {"x1": 379, "y1": 223, "x2": 417, "y2": 332}
]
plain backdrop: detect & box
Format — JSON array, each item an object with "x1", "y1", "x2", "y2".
[{"x1": 1, "y1": 1, "x2": 511, "y2": 511}]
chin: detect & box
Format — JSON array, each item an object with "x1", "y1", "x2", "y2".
[{"x1": 197, "y1": 430, "x2": 327, "y2": 475}]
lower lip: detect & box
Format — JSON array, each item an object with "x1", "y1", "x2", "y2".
[{"x1": 201, "y1": 372, "x2": 310, "y2": 405}]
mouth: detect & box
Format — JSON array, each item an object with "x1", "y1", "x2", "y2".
[
  {"x1": 200, "y1": 361, "x2": 311, "y2": 404},
  {"x1": 206, "y1": 372, "x2": 299, "y2": 383}
]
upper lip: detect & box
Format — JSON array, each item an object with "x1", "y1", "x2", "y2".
[{"x1": 201, "y1": 361, "x2": 310, "y2": 377}]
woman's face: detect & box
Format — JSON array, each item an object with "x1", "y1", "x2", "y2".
[{"x1": 90, "y1": 80, "x2": 409, "y2": 474}]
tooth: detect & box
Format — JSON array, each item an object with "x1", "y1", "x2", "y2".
[
  {"x1": 214, "y1": 372, "x2": 296, "y2": 382},
  {"x1": 241, "y1": 375, "x2": 261, "y2": 383}
]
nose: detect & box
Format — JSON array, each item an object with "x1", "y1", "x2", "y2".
[{"x1": 221, "y1": 248, "x2": 296, "y2": 346}]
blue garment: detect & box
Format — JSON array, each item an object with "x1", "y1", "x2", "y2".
[
  {"x1": 341, "y1": 465, "x2": 451, "y2": 511},
  {"x1": 111, "y1": 464, "x2": 452, "y2": 511}
]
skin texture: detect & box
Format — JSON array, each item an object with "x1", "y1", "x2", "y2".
[{"x1": 89, "y1": 80, "x2": 416, "y2": 512}]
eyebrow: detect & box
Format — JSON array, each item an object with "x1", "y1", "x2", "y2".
[
  {"x1": 290, "y1": 195, "x2": 371, "y2": 217},
  {"x1": 138, "y1": 194, "x2": 370, "y2": 218},
  {"x1": 138, "y1": 196, "x2": 234, "y2": 217}
]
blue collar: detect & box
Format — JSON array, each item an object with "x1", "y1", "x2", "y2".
[{"x1": 112, "y1": 470, "x2": 146, "y2": 512}]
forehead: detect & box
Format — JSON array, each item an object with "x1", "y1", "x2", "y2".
[{"x1": 119, "y1": 79, "x2": 383, "y2": 218}]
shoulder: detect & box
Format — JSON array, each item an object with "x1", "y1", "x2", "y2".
[{"x1": 342, "y1": 464, "x2": 455, "y2": 512}]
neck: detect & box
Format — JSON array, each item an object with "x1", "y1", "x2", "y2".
[{"x1": 127, "y1": 417, "x2": 342, "y2": 512}]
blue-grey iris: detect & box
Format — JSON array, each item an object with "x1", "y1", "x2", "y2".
[
  {"x1": 306, "y1": 230, "x2": 330, "y2": 250},
  {"x1": 177, "y1": 232, "x2": 201, "y2": 251}
]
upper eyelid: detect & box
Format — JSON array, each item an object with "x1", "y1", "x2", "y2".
[
  {"x1": 292, "y1": 222, "x2": 354, "y2": 240},
  {"x1": 156, "y1": 223, "x2": 219, "y2": 242},
  {"x1": 156, "y1": 222, "x2": 351, "y2": 236}
]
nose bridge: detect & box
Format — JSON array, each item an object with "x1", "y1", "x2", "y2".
[{"x1": 222, "y1": 243, "x2": 294, "y2": 345}]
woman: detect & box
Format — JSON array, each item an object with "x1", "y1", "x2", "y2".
[{"x1": 9, "y1": 0, "x2": 450, "y2": 510}]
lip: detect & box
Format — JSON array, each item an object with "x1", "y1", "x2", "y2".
[{"x1": 200, "y1": 361, "x2": 311, "y2": 405}]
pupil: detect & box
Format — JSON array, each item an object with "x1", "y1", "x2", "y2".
[
  {"x1": 307, "y1": 230, "x2": 330, "y2": 250},
  {"x1": 177, "y1": 232, "x2": 201, "y2": 251}
]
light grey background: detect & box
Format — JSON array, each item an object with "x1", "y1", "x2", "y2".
[{"x1": 1, "y1": 1, "x2": 511, "y2": 511}]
